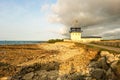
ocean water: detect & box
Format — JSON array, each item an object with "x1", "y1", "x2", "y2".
[{"x1": 0, "y1": 41, "x2": 45, "y2": 45}]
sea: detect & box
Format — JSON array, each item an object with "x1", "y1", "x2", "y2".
[{"x1": 0, "y1": 41, "x2": 46, "y2": 45}]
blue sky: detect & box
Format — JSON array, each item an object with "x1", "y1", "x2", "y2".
[
  {"x1": 0, "y1": 0, "x2": 63, "y2": 41},
  {"x1": 1, "y1": 0, "x2": 120, "y2": 40}
]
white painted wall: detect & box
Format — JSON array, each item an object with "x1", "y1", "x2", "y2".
[
  {"x1": 70, "y1": 32, "x2": 81, "y2": 41},
  {"x1": 70, "y1": 32, "x2": 102, "y2": 43},
  {"x1": 80, "y1": 38, "x2": 101, "y2": 43}
]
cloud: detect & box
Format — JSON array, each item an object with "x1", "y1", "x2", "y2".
[
  {"x1": 50, "y1": 0, "x2": 120, "y2": 39},
  {"x1": 40, "y1": 4, "x2": 50, "y2": 12}
]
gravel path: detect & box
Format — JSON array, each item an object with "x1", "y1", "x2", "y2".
[{"x1": 86, "y1": 43, "x2": 120, "y2": 53}]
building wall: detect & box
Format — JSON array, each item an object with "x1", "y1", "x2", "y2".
[
  {"x1": 80, "y1": 38, "x2": 101, "y2": 43},
  {"x1": 70, "y1": 32, "x2": 81, "y2": 41},
  {"x1": 70, "y1": 32, "x2": 101, "y2": 43}
]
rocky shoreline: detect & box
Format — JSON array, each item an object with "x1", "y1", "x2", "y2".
[{"x1": 10, "y1": 51, "x2": 120, "y2": 80}]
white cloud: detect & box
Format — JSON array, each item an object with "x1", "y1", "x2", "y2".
[
  {"x1": 41, "y1": 4, "x2": 50, "y2": 12},
  {"x1": 47, "y1": 14, "x2": 60, "y2": 23}
]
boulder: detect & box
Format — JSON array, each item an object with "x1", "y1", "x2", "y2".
[
  {"x1": 90, "y1": 68, "x2": 106, "y2": 80},
  {"x1": 111, "y1": 61, "x2": 120, "y2": 79},
  {"x1": 23, "y1": 72, "x2": 34, "y2": 80},
  {"x1": 98, "y1": 57, "x2": 109, "y2": 70},
  {"x1": 100, "y1": 51, "x2": 116, "y2": 63},
  {"x1": 106, "y1": 68, "x2": 117, "y2": 80},
  {"x1": 0, "y1": 77, "x2": 11, "y2": 80},
  {"x1": 100, "y1": 51, "x2": 110, "y2": 57},
  {"x1": 88, "y1": 61, "x2": 101, "y2": 68},
  {"x1": 57, "y1": 78, "x2": 61, "y2": 80},
  {"x1": 89, "y1": 57, "x2": 109, "y2": 70}
]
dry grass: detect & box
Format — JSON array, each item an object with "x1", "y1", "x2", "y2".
[
  {"x1": 0, "y1": 44, "x2": 60, "y2": 78},
  {"x1": 0, "y1": 42, "x2": 102, "y2": 78}
]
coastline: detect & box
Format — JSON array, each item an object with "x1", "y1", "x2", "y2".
[
  {"x1": 0, "y1": 42, "x2": 120, "y2": 80},
  {"x1": 0, "y1": 41, "x2": 46, "y2": 45}
]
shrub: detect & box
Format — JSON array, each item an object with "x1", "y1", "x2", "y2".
[{"x1": 47, "y1": 39, "x2": 64, "y2": 43}]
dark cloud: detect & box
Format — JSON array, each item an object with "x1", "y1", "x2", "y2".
[{"x1": 51, "y1": 0, "x2": 120, "y2": 39}]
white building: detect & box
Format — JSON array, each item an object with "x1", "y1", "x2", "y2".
[{"x1": 69, "y1": 27, "x2": 102, "y2": 43}]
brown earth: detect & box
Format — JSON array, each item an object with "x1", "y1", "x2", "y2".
[
  {"x1": 0, "y1": 42, "x2": 99, "y2": 79},
  {"x1": 1, "y1": 42, "x2": 120, "y2": 80}
]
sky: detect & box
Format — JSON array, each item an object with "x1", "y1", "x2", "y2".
[
  {"x1": 0, "y1": 0, "x2": 120, "y2": 40},
  {"x1": 0, "y1": 0, "x2": 63, "y2": 41}
]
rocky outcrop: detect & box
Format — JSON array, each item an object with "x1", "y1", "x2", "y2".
[
  {"x1": 11, "y1": 61, "x2": 60, "y2": 80},
  {"x1": 1, "y1": 42, "x2": 118, "y2": 80},
  {"x1": 11, "y1": 49, "x2": 120, "y2": 80},
  {"x1": 88, "y1": 51, "x2": 120, "y2": 80},
  {"x1": 9, "y1": 49, "x2": 120, "y2": 80}
]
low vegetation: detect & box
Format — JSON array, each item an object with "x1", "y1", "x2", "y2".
[
  {"x1": 75, "y1": 42, "x2": 119, "y2": 54},
  {"x1": 47, "y1": 39, "x2": 64, "y2": 43},
  {"x1": 91, "y1": 41, "x2": 120, "y2": 48}
]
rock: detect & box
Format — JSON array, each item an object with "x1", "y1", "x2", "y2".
[
  {"x1": 106, "y1": 68, "x2": 117, "y2": 80},
  {"x1": 110, "y1": 61, "x2": 118, "y2": 69},
  {"x1": 85, "y1": 77, "x2": 93, "y2": 80},
  {"x1": 106, "y1": 54, "x2": 115, "y2": 64},
  {"x1": 49, "y1": 76, "x2": 57, "y2": 80},
  {"x1": 35, "y1": 70, "x2": 58, "y2": 80},
  {"x1": 23, "y1": 72, "x2": 34, "y2": 80},
  {"x1": 40, "y1": 74, "x2": 47, "y2": 79},
  {"x1": 36, "y1": 70, "x2": 47, "y2": 76},
  {"x1": 100, "y1": 51, "x2": 116, "y2": 63},
  {"x1": 98, "y1": 57, "x2": 109, "y2": 70},
  {"x1": 100, "y1": 51, "x2": 110, "y2": 57},
  {"x1": 47, "y1": 70, "x2": 58, "y2": 80},
  {"x1": 111, "y1": 61, "x2": 120, "y2": 79},
  {"x1": 0, "y1": 77, "x2": 11, "y2": 80},
  {"x1": 35, "y1": 70, "x2": 48, "y2": 80},
  {"x1": 57, "y1": 77, "x2": 61, "y2": 80},
  {"x1": 89, "y1": 57, "x2": 109, "y2": 70},
  {"x1": 32, "y1": 76, "x2": 39, "y2": 80},
  {"x1": 90, "y1": 68, "x2": 106, "y2": 80},
  {"x1": 88, "y1": 61, "x2": 101, "y2": 68}
]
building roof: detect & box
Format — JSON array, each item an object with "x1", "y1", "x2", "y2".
[
  {"x1": 70, "y1": 27, "x2": 82, "y2": 33},
  {"x1": 82, "y1": 36, "x2": 102, "y2": 38}
]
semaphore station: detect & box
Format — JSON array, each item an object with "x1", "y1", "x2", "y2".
[{"x1": 65, "y1": 27, "x2": 102, "y2": 43}]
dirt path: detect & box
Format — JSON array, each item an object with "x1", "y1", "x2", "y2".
[{"x1": 86, "y1": 43, "x2": 120, "y2": 53}]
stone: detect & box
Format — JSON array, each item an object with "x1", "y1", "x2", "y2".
[
  {"x1": 106, "y1": 54, "x2": 115, "y2": 63},
  {"x1": 0, "y1": 77, "x2": 11, "y2": 80},
  {"x1": 40, "y1": 74, "x2": 47, "y2": 80},
  {"x1": 100, "y1": 51, "x2": 116, "y2": 63},
  {"x1": 110, "y1": 61, "x2": 118, "y2": 69},
  {"x1": 88, "y1": 61, "x2": 100, "y2": 68},
  {"x1": 90, "y1": 68, "x2": 106, "y2": 80},
  {"x1": 32, "y1": 76, "x2": 39, "y2": 80},
  {"x1": 23, "y1": 72, "x2": 34, "y2": 80},
  {"x1": 36, "y1": 70, "x2": 47, "y2": 76},
  {"x1": 106, "y1": 68, "x2": 117, "y2": 80},
  {"x1": 100, "y1": 51, "x2": 110, "y2": 57},
  {"x1": 111, "y1": 61, "x2": 120, "y2": 79},
  {"x1": 47, "y1": 70, "x2": 58, "y2": 80},
  {"x1": 98, "y1": 57, "x2": 109, "y2": 70},
  {"x1": 89, "y1": 57, "x2": 109, "y2": 70},
  {"x1": 49, "y1": 76, "x2": 57, "y2": 80},
  {"x1": 85, "y1": 77, "x2": 92, "y2": 80},
  {"x1": 57, "y1": 77, "x2": 61, "y2": 80}
]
